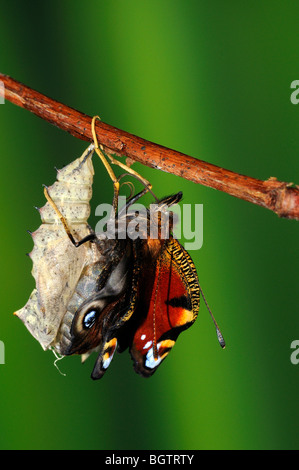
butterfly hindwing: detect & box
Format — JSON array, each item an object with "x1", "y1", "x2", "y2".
[{"x1": 91, "y1": 336, "x2": 118, "y2": 379}]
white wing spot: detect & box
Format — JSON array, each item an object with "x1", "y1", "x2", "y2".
[
  {"x1": 102, "y1": 354, "x2": 114, "y2": 369},
  {"x1": 145, "y1": 343, "x2": 162, "y2": 369}
]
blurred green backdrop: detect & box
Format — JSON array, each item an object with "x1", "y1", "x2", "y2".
[{"x1": 0, "y1": 0, "x2": 298, "y2": 450}]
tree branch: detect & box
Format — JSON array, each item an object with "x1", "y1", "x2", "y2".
[{"x1": 1, "y1": 72, "x2": 298, "y2": 220}]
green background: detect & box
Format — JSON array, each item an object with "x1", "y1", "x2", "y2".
[{"x1": 0, "y1": 1, "x2": 298, "y2": 450}]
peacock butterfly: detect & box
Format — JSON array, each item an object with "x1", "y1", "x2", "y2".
[{"x1": 63, "y1": 190, "x2": 201, "y2": 379}]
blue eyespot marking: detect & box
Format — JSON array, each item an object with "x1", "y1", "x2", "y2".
[{"x1": 83, "y1": 310, "x2": 97, "y2": 329}]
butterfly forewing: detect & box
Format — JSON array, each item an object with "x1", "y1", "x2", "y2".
[{"x1": 129, "y1": 237, "x2": 200, "y2": 377}]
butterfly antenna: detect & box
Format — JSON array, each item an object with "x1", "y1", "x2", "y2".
[{"x1": 199, "y1": 285, "x2": 226, "y2": 348}]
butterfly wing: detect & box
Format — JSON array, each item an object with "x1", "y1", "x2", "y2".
[
  {"x1": 90, "y1": 335, "x2": 118, "y2": 380},
  {"x1": 89, "y1": 240, "x2": 144, "y2": 379},
  {"x1": 129, "y1": 237, "x2": 200, "y2": 377},
  {"x1": 65, "y1": 239, "x2": 141, "y2": 379}
]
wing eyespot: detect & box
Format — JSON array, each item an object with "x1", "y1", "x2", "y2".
[{"x1": 83, "y1": 309, "x2": 99, "y2": 329}]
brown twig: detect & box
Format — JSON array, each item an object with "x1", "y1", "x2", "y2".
[{"x1": 1, "y1": 73, "x2": 298, "y2": 220}]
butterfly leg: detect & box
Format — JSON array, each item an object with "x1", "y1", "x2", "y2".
[
  {"x1": 43, "y1": 185, "x2": 96, "y2": 247},
  {"x1": 91, "y1": 115, "x2": 154, "y2": 213}
]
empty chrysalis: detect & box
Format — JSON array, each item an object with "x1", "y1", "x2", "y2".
[{"x1": 15, "y1": 144, "x2": 97, "y2": 352}]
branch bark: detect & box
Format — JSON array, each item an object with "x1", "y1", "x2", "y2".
[{"x1": 1, "y1": 72, "x2": 298, "y2": 220}]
